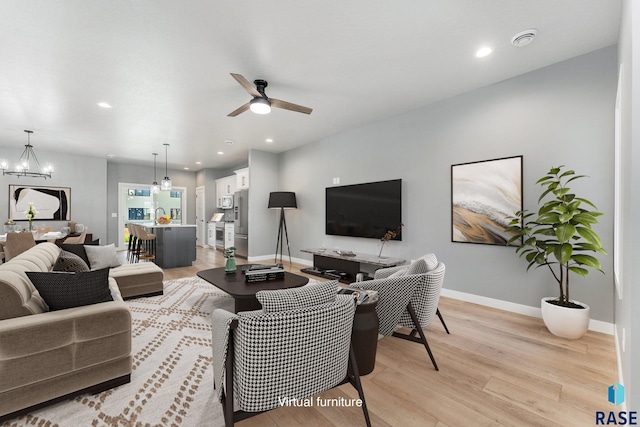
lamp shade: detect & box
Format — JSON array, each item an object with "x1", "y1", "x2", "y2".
[{"x1": 268, "y1": 192, "x2": 297, "y2": 209}]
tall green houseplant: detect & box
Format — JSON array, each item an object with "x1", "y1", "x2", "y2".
[{"x1": 506, "y1": 166, "x2": 607, "y2": 308}]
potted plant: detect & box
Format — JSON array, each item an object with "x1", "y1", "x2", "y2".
[{"x1": 506, "y1": 166, "x2": 607, "y2": 339}]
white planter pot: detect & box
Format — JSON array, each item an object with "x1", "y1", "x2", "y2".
[{"x1": 540, "y1": 297, "x2": 590, "y2": 340}]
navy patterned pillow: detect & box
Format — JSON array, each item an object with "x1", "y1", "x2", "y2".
[
  {"x1": 53, "y1": 250, "x2": 90, "y2": 272},
  {"x1": 256, "y1": 280, "x2": 338, "y2": 313},
  {"x1": 26, "y1": 268, "x2": 113, "y2": 311}
]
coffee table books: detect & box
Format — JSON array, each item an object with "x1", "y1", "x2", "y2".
[{"x1": 244, "y1": 265, "x2": 285, "y2": 283}]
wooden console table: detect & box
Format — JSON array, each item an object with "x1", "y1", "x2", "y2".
[{"x1": 300, "y1": 248, "x2": 405, "y2": 284}]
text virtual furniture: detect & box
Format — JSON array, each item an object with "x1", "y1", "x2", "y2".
[
  {"x1": 212, "y1": 282, "x2": 371, "y2": 427},
  {"x1": 300, "y1": 248, "x2": 405, "y2": 283},
  {"x1": 351, "y1": 254, "x2": 446, "y2": 370}
]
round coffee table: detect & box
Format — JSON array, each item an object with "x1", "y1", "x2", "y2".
[{"x1": 197, "y1": 267, "x2": 309, "y2": 313}]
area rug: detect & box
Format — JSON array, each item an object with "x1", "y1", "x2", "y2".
[{"x1": 2, "y1": 277, "x2": 233, "y2": 427}]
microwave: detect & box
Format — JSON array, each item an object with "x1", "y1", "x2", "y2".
[{"x1": 221, "y1": 195, "x2": 234, "y2": 209}]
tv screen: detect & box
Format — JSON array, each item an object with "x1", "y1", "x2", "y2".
[{"x1": 326, "y1": 179, "x2": 402, "y2": 240}]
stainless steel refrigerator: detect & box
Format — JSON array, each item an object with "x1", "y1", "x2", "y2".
[{"x1": 233, "y1": 189, "x2": 249, "y2": 258}]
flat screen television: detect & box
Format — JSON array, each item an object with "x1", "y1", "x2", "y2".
[{"x1": 326, "y1": 179, "x2": 402, "y2": 240}]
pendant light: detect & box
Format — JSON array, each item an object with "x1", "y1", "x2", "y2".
[
  {"x1": 151, "y1": 153, "x2": 160, "y2": 194},
  {"x1": 161, "y1": 143, "x2": 172, "y2": 191},
  {"x1": 1, "y1": 130, "x2": 53, "y2": 179}
]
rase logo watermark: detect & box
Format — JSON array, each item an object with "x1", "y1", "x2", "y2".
[{"x1": 596, "y1": 382, "x2": 637, "y2": 425}]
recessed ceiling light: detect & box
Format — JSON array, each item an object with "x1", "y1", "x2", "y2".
[
  {"x1": 195, "y1": 161, "x2": 202, "y2": 165},
  {"x1": 97, "y1": 102, "x2": 112, "y2": 108},
  {"x1": 475, "y1": 47, "x2": 493, "y2": 58},
  {"x1": 225, "y1": 140, "x2": 234, "y2": 145},
  {"x1": 217, "y1": 151, "x2": 224, "y2": 155},
  {"x1": 511, "y1": 29, "x2": 538, "y2": 47},
  {"x1": 265, "y1": 138, "x2": 273, "y2": 143},
  {"x1": 183, "y1": 167, "x2": 190, "y2": 170}
]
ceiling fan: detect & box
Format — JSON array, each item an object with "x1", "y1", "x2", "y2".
[{"x1": 227, "y1": 73, "x2": 313, "y2": 117}]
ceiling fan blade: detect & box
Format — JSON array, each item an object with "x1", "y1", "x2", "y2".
[
  {"x1": 227, "y1": 103, "x2": 250, "y2": 117},
  {"x1": 270, "y1": 98, "x2": 313, "y2": 115},
  {"x1": 230, "y1": 73, "x2": 261, "y2": 97}
]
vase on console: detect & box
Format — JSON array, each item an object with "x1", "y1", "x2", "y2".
[{"x1": 378, "y1": 223, "x2": 403, "y2": 258}]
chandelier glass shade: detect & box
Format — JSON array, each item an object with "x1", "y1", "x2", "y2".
[
  {"x1": 161, "y1": 143, "x2": 172, "y2": 191},
  {"x1": 151, "y1": 152, "x2": 160, "y2": 194},
  {"x1": 1, "y1": 130, "x2": 53, "y2": 179}
]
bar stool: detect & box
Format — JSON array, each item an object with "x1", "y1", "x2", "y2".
[
  {"x1": 126, "y1": 223, "x2": 136, "y2": 262},
  {"x1": 134, "y1": 225, "x2": 156, "y2": 263}
]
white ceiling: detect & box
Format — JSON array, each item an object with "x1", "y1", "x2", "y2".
[{"x1": 0, "y1": 0, "x2": 621, "y2": 171}]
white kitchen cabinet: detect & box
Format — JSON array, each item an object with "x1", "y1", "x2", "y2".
[
  {"x1": 215, "y1": 176, "x2": 237, "y2": 208},
  {"x1": 224, "y1": 223, "x2": 235, "y2": 249},
  {"x1": 235, "y1": 168, "x2": 249, "y2": 190}
]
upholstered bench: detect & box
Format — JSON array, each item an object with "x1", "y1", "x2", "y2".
[{"x1": 109, "y1": 263, "x2": 164, "y2": 299}]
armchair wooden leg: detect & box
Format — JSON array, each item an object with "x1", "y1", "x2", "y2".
[
  {"x1": 392, "y1": 303, "x2": 439, "y2": 371},
  {"x1": 436, "y1": 308, "x2": 450, "y2": 334},
  {"x1": 347, "y1": 343, "x2": 372, "y2": 427}
]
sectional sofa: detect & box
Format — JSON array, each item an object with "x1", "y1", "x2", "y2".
[{"x1": 0, "y1": 242, "x2": 163, "y2": 421}]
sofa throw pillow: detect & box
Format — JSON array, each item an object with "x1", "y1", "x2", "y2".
[
  {"x1": 84, "y1": 244, "x2": 121, "y2": 270},
  {"x1": 388, "y1": 267, "x2": 408, "y2": 278},
  {"x1": 405, "y1": 258, "x2": 428, "y2": 275},
  {"x1": 53, "y1": 250, "x2": 90, "y2": 272},
  {"x1": 418, "y1": 253, "x2": 438, "y2": 271},
  {"x1": 59, "y1": 243, "x2": 90, "y2": 267},
  {"x1": 256, "y1": 280, "x2": 339, "y2": 313},
  {"x1": 26, "y1": 268, "x2": 113, "y2": 311}
]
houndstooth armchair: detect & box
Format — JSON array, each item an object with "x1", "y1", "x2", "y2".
[
  {"x1": 211, "y1": 281, "x2": 371, "y2": 427},
  {"x1": 350, "y1": 255, "x2": 446, "y2": 370}
]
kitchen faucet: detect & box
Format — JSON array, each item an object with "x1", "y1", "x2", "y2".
[{"x1": 155, "y1": 207, "x2": 166, "y2": 220}]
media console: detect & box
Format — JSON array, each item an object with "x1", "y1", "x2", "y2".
[{"x1": 300, "y1": 248, "x2": 406, "y2": 284}]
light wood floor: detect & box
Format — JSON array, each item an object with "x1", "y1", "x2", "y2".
[{"x1": 140, "y1": 247, "x2": 618, "y2": 427}]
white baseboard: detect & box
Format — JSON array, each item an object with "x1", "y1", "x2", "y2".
[{"x1": 440, "y1": 288, "x2": 614, "y2": 335}]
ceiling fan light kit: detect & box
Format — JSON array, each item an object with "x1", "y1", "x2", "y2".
[
  {"x1": 250, "y1": 97, "x2": 271, "y2": 114},
  {"x1": 228, "y1": 73, "x2": 312, "y2": 117}
]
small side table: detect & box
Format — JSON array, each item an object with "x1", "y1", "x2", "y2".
[{"x1": 351, "y1": 298, "x2": 379, "y2": 376}]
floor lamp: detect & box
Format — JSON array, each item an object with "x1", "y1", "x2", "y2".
[{"x1": 268, "y1": 191, "x2": 297, "y2": 265}]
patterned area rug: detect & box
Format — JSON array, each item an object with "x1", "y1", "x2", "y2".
[{"x1": 3, "y1": 277, "x2": 232, "y2": 427}]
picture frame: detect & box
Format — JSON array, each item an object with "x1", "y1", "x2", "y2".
[
  {"x1": 9, "y1": 185, "x2": 71, "y2": 221},
  {"x1": 451, "y1": 155, "x2": 523, "y2": 246}
]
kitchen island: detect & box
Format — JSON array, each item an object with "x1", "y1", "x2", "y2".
[{"x1": 143, "y1": 224, "x2": 196, "y2": 268}]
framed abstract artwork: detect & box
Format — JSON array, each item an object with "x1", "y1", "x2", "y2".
[
  {"x1": 451, "y1": 155, "x2": 523, "y2": 246},
  {"x1": 8, "y1": 185, "x2": 71, "y2": 221}
]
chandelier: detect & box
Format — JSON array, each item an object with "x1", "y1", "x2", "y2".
[{"x1": 1, "y1": 130, "x2": 53, "y2": 179}]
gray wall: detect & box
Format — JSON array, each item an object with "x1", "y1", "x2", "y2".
[
  {"x1": 106, "y1": 162, "x2": 197, "y2": 245},
  {"x1": 616, "y1": 0, "x2": 639, "y2": 409},
  {"x1": 278, "y1": 46, "x2": 617, "y2": 323},
  {"x1": 0, "y1": 149, "x2": 107, "y2": 241},
  {"x1": 247, "y1": 150, "x2": 279, "y2": 258}
]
